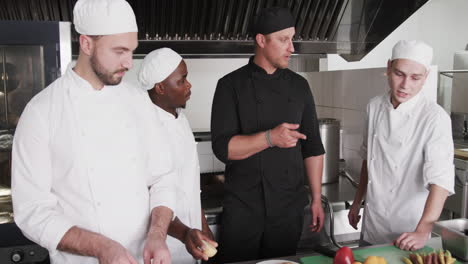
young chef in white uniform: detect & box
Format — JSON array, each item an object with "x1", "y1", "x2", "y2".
[
  {"x1": 348, "y1": 40, "x2": 455, "y2": 250},
  {"x1": 138, "y1": 48, "x2": 218, "y2": 264},
  {"x1": 11, "y1": 1, "x2": 176, "y2": 263}
]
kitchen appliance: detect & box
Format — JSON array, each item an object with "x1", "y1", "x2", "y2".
[
  {"x1": 433, "y1": 218, "x2": 468, "y2": 261},
  {"x1": 444, "y1": 157, "x2": 468, "y2": 219},
  {"x1": 318, "y1": 118, "x2": 340, "y2": 184},
  {"x1": 0, "y1": 19, "x2": 71, "y2": 201},
  {"x1": 0, "y1": 20, "x2": 71, "y2": 264},
  {"x1": 0, "y1": 223, "x2": 49, "y2": 264},
  {"x1": 0, "y1": 0, "x2": 429, "y2": 58}
]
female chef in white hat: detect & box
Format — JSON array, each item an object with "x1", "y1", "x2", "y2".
[
  {"x1": 138, "y1": 48, "x2": 218, "y2": 263},
  {"x1": 348, "y1": 40, "x2": 454, "y2": 250}
]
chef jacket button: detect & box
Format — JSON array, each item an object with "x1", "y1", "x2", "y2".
[
  {"x1": 96, "y1": 202, "x2": 101, "y2": 206},
  {"x1": 394, "y1": 165, "x2": 398, "y2": 169},
  {"x1": 373, "y1": 134, "x2": 377, "y2": 137},
  {"x1": 368, "y1": 180, "x2": 371, "y2": 184}
]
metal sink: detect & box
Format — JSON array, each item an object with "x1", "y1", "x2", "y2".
[{"x1": 433, "y1": 218, "x2": 468, "y2": 261}]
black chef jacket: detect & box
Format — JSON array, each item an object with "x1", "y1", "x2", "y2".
[{"x1": 211, "y1": 57, "x2": 325, "y2": 217}]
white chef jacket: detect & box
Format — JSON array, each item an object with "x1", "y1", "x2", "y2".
[
  {"x1": 155, "y1": 106, "x2": 202, "y2": 264},
  {"x1": 360, "y1": 92, "x2": 454, "y2": 245},
  {"x1": 11, "y1": 64, "x2": 177, "y2": 264}
]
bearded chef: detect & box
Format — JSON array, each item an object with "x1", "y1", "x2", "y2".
[
  {"x1": 348, "y1": 40, "x2": 455, "y2": 250},
  {"x1": 11, "y1": 1, "x2": 176, "y2": 263},
  {"x1": 138, "y1": 48, "x2": 218, "y2": 264}
]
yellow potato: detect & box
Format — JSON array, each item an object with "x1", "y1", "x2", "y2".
[{"x1": 202, "y1": 240, "x2": 217, "y2": 258}]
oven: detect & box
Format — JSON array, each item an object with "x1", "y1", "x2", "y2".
[
  {"x1": 445, "y1": 157, "x2": 468, "y2": 218},
  {"x1": 0, "y1": 20, "x2": 71, "y2": 264}
]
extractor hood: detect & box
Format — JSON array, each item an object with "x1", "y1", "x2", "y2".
[{"x1": 0, "y1": 0, "x2": 428, "y2": 60}]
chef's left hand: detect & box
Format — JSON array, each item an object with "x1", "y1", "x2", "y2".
[
  {"x1": 393, "y1": 231, "x2": 429, "y2": 251},
  {"x1": 309, "y1": 200, "x2": 324, "y2": 232},
  {"x1": 143, "y1": 233, "x2": 171, "y2": 264}
]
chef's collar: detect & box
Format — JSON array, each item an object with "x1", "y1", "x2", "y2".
[
  {"x1": 67, "y1": 62, "x2": 116, "y2": 99},
  {"x1": 248, "y1": 56, "x2": 284, "y2": 80},
  {"x1": 384, "y1": 90, "x2": 422, "y2": 115},
  {"x1": 154, "y1": 104, "x2": 181, "y2": 121}
]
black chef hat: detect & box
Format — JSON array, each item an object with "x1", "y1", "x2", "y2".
[{"x1": 253, "y1": 7, "x2": 295, "y2": 35}]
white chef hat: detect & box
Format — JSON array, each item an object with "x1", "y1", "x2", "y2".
[
  {"x1": 138, "y1": 48, "x2": 183, "y2": 90},
  {"x1": 73, "y1": 0, "x2": 138, "y2": 35},
  {"x1": 391, "y1": 40, "x2": 433, "y2": 70}
]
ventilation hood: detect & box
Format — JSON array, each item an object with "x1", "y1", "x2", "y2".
[{"x1": 0, "y1": 0, "x2": 428, "y2": 61}]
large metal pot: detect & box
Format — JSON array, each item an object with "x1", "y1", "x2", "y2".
[{"x1": 318, "y1": 118, "x2": 340, "y2": 184}]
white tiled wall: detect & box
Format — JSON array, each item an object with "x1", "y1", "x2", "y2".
[
  {"x1": 300, "y1": 66, "x2": 438, "y2": 179},
  {"x1": 197, "y1": 141, "x2": 225, "y2": 173}
]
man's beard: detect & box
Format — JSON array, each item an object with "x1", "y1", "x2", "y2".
[
  {"x1": 90, "y1": 54, "x2": 127, "y2": 86},
  {"x1": 267, "y1": 56, "x2": 288, "y2": 70}
]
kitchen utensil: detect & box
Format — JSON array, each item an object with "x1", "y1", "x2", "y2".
[
  {"x1": 433, "y1": 218, "x2": 468, "y2": 261},
  {"x1": 318, "y1": 118, "x2": 341, "y2": 184}
]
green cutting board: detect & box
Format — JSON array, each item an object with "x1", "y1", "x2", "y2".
[{"x1": 300, "y1": 245, "x2": 460, "y2": 264}]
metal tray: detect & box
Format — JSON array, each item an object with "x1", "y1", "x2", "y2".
[{"x1": 433, "y1": 218, "x2": 468, "y2": 261}]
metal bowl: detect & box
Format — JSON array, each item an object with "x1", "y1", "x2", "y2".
[{"x1": 433, "y1": 218, "x2": 468, "y2": 261}]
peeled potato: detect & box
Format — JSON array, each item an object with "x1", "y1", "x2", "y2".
[{"x1": 202, "y1": 240, "x2": 217, "y2": 258}]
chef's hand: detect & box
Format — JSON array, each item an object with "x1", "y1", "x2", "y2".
[
  {"x1": 184, "y1": 228, "x2": 218, "y2": 261},
  {"x1": 270, "y1": 123, "x2": 307, "y2": 148},
  {"x1": 393, "y1": 231, "x2": 429, "y2": 251},
  {"x1": 348, "y1": 201, "x2": 361, "y2": 230},
  {"x1": 97, "y1": 240, "x2": 138, "y2": 264},
  {"x1": 309, "y1": 200, "x2": 324, "y2": 232},
  {"x1": 143, "y1": 233, "x2": 171, "y2": 264}
]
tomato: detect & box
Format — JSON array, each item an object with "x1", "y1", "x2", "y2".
[{"x1": 334, "y1": 246, "x2": 355, "y2": 264}]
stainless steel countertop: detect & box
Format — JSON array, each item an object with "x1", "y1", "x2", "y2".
[{"x1": 229, "y1": 237, "x2": 468, "y2": 264}]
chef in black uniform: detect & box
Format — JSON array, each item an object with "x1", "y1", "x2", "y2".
[{"x1": 210, "y1": 7, "x2": 326, "y2": 263}]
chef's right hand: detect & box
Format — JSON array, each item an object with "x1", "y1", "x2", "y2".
[
  {"x1": 348, "y1": 201, "x2": 361, "y2": 230},
  {"x1": 98, "y1": 240, "x2": 138, "y2": 264},
  {"x1": 270, "y1": 123, "x2": 307, "y2": 148},
  {"x1": 184, "y1": 228, "x2": 218, "y2": 261}
]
